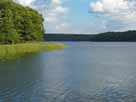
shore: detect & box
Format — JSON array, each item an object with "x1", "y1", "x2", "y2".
[{"x1": 0, "y1": 42, "x2": 65, "y2": 61}]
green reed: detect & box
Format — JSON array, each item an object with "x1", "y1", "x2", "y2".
[{"x1": 0, "y1": 42, "x2": 65, "y2": 61}]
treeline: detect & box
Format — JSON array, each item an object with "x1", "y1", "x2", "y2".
[
  {"x1": 45, "y1": 31, "x2": 136, "y2": 42},
  {"x1": 91, "y1": 31, "x2": 136, "y2": 41},
  {"x1": 45, "y1": 34, "x2": 94, "y2": 41},
  {"x1": 0, "y1": 0, "x2": 44, "y2": 44}
]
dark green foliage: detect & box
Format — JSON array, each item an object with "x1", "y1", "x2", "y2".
[
  {"x1": 92, "y1": 31, "x2": 136, "y2": 42},
  {"x1": 45, "y1": 31, "x2": 136, "y2": 42},
  {"x1": 0, "y1": 0, "x2": 44, "y2": 44}
]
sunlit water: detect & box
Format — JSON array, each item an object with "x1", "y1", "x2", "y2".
[{"x1": 0, "y1": 42, "x2": 136, "y2": 102}]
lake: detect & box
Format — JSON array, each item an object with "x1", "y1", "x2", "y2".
[{"x1": 0, "y1": 42, "x2": 136, "y2": 102}]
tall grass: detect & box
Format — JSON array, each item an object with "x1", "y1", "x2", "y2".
[{"x1": 0, "y1": 42, "x2": 65, "y2": 61}]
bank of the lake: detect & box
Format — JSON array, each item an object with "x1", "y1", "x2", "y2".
[{"x1": 0, "y1": 42, "x2": 65, "y2": 61}]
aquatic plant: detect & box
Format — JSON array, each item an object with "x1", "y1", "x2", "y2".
[{"x1": 0, "y1": 42, "x2": 65, "y2": 61}]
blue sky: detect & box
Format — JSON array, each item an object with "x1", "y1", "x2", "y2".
[{"x1": 15, "y1": 0, "x2": 136, "y2": 34}]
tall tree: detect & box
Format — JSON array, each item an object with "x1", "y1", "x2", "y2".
[{"x1": 0, "y1": 0, "x2": 44, "y2": 44}]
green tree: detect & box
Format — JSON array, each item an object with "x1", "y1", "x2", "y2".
[{"x1": 0, "y1": 0, "x2": 44, "y2": 44}]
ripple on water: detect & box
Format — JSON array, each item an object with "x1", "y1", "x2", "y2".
[
  {"x1": 0, "y1": 80, "x2": 136, "y2": 102},
  {"x1": 1, "y1": 42, "x2": 136, "y2": 102}
]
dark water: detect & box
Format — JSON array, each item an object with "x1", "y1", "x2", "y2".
[{"x1": 0, "y1": 42, "x2": 136, "y2": 102}]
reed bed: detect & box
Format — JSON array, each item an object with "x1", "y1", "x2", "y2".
[{"x1": 0, "y1": 42, "x2": 65, "y2": 61}]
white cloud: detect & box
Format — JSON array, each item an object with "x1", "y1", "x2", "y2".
[
  {"x1": 46, "y1": 0, "x2": 70, "y2": 33},
  {"x1": 52, "y1": 0, "x2": 70, "y2": 4},
  {"x1": 90, "y1": 0, "x2": 136, "y2": 22},
  {"x1": 52, "y1": 6, "x2": 70, "y2": 14},
  {"x1": 55, "y1": 23, "x2": 69, "y2": 31},
  {"x1": 52, "y1": 0, "x2": 62, "y2": 4},
  {"x1": 46, "y1": 14, "x2": 58, "y2": 22},
  {"x1": 14, "y1": 0, "x2": 35, "y2": 6},
  {"x1": 45, "y1": 1, "x2": 70, "y2": 33}
]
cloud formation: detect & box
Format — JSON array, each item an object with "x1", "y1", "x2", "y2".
[
  {"x1": 90, "y1": 0, "x2": 136, "y2": 22},
  {"x1": 13, "y1": 0, "x2": 136, "y2": 34},
  {"x1": 14, "y1": 0, "x2": 35, "y2": 6},
  {"x1": 52, "y1": 6, "x2": 69, "y2": 14},
  {"x1": 44, "y1": 0, "x2": 70, "y2": 33},
  {"x1": 89, "y1": 0, "x2": 136, "y2": 32},
  {"x1": 52, "y1": 0, "x2": 70, "y2": 4}
]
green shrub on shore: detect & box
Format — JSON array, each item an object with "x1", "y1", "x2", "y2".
[{"x1": 0, "y1": 42, "x2": 65, "y2": 61}]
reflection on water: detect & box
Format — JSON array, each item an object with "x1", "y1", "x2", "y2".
[{"x1": 0, "y1": 42, "x2": 136, "y2": 101}]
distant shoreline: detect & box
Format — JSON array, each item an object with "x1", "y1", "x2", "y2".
[{"x1": 45, "y1": 30, "x2": 136, "y2": 42}]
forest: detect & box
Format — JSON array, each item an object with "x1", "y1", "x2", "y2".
[
  {"x1": 0, "y1": 0, "x2": 44, "y2": 44},
  {"x1": 91, "y1": 31, "x2": 136, "y2": 41},
  {"x1": 45, "y1": 31, "x2": 136, "y2": 42}
]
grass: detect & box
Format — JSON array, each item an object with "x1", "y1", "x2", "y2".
[{"x1": 0, "y1": 42, "x2": 65, "y2": 61}]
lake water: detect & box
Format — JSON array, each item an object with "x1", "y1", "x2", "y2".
[{"x1": 0, "y1": 42, "x2": 136, "y2": 102}]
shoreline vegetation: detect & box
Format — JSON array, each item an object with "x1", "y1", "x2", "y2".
[
  {"x1": 0, "y1": 1, "x2": 66, "y2": 61},
  {"x1": 0, "y1": 42, "x2": 65, "y2": 61},
  {"x1": 45, "y1": 30, "x2": 136, "y2": 41}
]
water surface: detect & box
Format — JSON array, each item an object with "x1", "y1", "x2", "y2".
[{"x1": 0, "y1": 42, "x2": 136, "y2": 102}]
